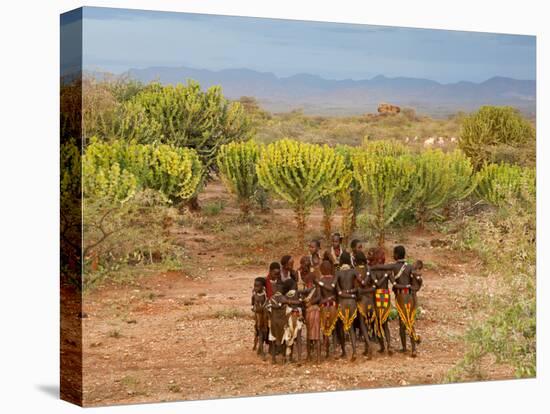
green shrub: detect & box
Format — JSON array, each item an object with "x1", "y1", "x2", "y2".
[
  {"x1": 217, "y1": 140, "x2": 261, "y2": 217},
  {"x1": 459, "y1": 106, "x2": 534, "y2": 169}
]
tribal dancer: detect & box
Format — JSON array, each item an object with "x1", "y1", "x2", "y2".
[
  {"x1": 315, "y1": 260, "x2": 339, "y2": 359},
  {"x1": 355, "y1": 250, "x2": 375, "y2": 359},
  {"x1": 323, "y1": 233, "x2": 345, "y2": 273},
  {"x1": 367, "y1": 247, "x2": 394, "y2": 355},
  {"x1": 334, "y1": 251, "x2": 360, "y2": 361},
  {"x1": 370, "y1": 245, "x2": 419, "y2": 357}
]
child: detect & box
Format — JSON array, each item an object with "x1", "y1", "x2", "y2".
[
  {"x1": 410, "y1": 260, "x2": 424, "y2": 344},
  {"x1": 350, "y1": 239, "x2": 363, "y2": 268},
  {"x1": 268, "y1": 279, "x2": 302, "y2": 364},
  {"x1": 283, "y1": 279, "x2": 304, "y2": 363},
  {"x1": 323, "y1": 233, "x2": 345, "y2": 273},
  {"x1": 308, "y1": 239, "x2": 322, "y2": 279},
  {"x1": 251, "y1": 277, "x2": 269, "y2": 358},
  {"x1": 265, "y1": 262, "x2": 281, "y2": 299},
  {"x1": 297, "y1": 256, "x2": 312, "y2": 290},
  {"x1": 300, "y1": 265, "x2": 321, "y2": 362},
  {"x1": 280, "y1": 255, "x2": 298, "y2": 283}
]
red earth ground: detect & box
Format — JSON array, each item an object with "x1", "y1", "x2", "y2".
[{"x1": 78, "y1": 181, "x2": 514, "y2": 406}]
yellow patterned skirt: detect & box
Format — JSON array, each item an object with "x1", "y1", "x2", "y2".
[
  {"x1": 320, "y1": 301, "x2": 339, "y2": 337},
  {"x1": 357, "y1": 297, "x2": 376, "y2": 336},
  {"x1": 394, "y1": 289, "x2": 419, "y2": 342},
  {"x1": 374, "y1": 289, "x2": 391, "y2": 339},
  {"x1": 338, "y1": 299, "x2": 357, "y2": 332}
]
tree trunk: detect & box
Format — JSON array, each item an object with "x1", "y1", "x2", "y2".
[
  {"x1": 295, "y1": 208, "x2": 307, "y2": 249},
  {"x1": 350, "y1": 209, "x2": 357, "y2": 235},
  {"x1": 377, "y1": 202, "x2": 385, "y2": 247},
  {"x1": 378, "y1": 230, "x2": 385, "y2": 248},
  {"x1": 322, "y1": 212, "x2": 332, "y2": 242},
  {"x1": 239, "y1": 199, "x2": 251, "y2": 219},
  {"x1": 186, "y1": 195, "x2": 201, "y2": 212}
]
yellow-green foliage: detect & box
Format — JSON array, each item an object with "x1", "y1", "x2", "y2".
[
  {"x1": 319, "y1": 167, "x2": 353, "y2": 241},
  {"x1": 352, "y1": 149, "x2": 415, "y2": 245},
  {"x1": 117, "y1": 81, "x2": 253, "y2": 179},
  {"x1": 256, "y1": 138, "x2": 348, "y2": 245},
  {"x1": 475, "y1": 163, "x2": 535, "y2": 207},
  {"x1": 459, "y1": 106, "x2": 534, "y2": 169},
  {"x1": 61, "y1": 139, "x2": 82, "y2": 202},
  {"x1": 217, "y1": 140, "x2": 261, "y2": 216},
  {"x1": 446, "y1": 150, "x2": 476, "y2": 201},
  {"x1": 335, "y1": 145, "x2": 367, "y2": 241},
  {"x1": 83, "y1": 139, "x2": 203, "y2": 203},
  {"x1": 447, "y1": 194, "x2": 535, "y2": 380},
  {"x1": 362, "y1": 138, "x2": 410, "y2": 157},
  {"x1": 409, "y1": 149, "x2": 474, "y2": 225}
]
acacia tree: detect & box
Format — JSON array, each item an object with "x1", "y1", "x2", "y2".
[
  {"x1": 216, "y1": 140, "x2": 261, "y2": 217},
  {"x1": 352, "y1": 148, "x2": 415, "y2": 246},
  {"x1": 256, "y1": 139, "x2": 348, "y2": 247},
  {"x1": 117, "y1": 81, "x2": 253, "y2": 208},
  {"x1": 459, "y1": 106, "x2": 534, "y2": 169}
]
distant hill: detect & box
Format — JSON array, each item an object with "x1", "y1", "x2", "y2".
[{"x1": 124, "y1": 66, "x2": 536, "y2": 117}]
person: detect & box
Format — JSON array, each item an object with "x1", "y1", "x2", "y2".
[
  {"x1": 280, "y1": 255, "x2": 298, "y2": 283},
  {"x1": 315, "y1": 260, "x2": 339, "y2": 359},
  {"x1": 369, "y1": 245, "x2": 419, "y2": 357},
  {"x1": 323, "y1": 232, "x2": 346, "y2": 273},
  {"x1": 251, "y1": 277, "x2": 269, "y2": 358},
  {"x1": 308, "y1": 239, "x2": 322, "y2": 279},
  {"x1": 367, "y1": 247, "x2": 394, "y2": 355},
  {"x1": 300, "y1": 265, "x2": 321, "y2": 362},
  {"x1": 267, "y1": 279, "x2": 301, "y2": 364},
  {"x1": 410, "y1": 260, "x2": 424, "y2": 344},
  {"x1": 265, "y1": 262, "x2": 281, "y2": 299},
  {"x1": 283, "y1": 279, "x2": 304, "y2": 363},
  {"x1": 297, "y1": 256, "x2": 312, "y2": 290},
  {"x1": 354, "y1": 250, "x2": 375, "y2": 359},
  {"x1": 334, "y1": 251, "x2": 359, "y2": 361},
  {"x1": 350, "y1": 239, "x2": 363, "y2": 268}
]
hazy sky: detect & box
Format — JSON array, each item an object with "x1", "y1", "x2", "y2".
[{"x1": 66, "y1": 6, "x2": 536, "y2": 83}]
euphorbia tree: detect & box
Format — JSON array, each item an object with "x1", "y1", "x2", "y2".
[
  {"x1": 319, "y1": 169, "x2": 353, "y2": 242},
  {"x1": 475, "y1": 163, "x2": 534, "y2": 207},
  {"x1": 256, "y1": 139, "x2": 348, "y2": 247},
  {"x1": 352, "y1": 149, "x2": 415, "y2": 246},
  {"x1": 409, "y1": 149, "x2": 475, "y2": 227},
  {"x1": 217, "y1": 140, "x2": 261, "y2": 217},
  {"x1": 335, "y1": 145, "x2": 367, "y2": 243}
]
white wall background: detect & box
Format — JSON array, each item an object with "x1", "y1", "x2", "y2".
[{"x1": 0, "y1": 0, "x2": 547, "y2": 412}]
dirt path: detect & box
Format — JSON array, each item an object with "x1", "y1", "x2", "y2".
[{"x1": 80, "y1": 184, "x2": 513, "y2": 406}]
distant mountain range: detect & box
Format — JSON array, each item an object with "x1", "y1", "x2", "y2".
[{"x1": 124, "y1": 66, "x2": 536, "y2": 117}]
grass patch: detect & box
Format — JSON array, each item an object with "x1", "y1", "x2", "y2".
[
  {"x1": 213, "y1": 308, "x2": 249, "y2": 320},
  {"x1": 202, "y1": 200, "x2": 226, "y2": 216},
  {"x1": 107, "y1": 329, "x2": 122, "y2": 339}
]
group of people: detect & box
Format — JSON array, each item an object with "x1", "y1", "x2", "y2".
[{"x1": 251, "y1": 233, "x2": 424, "y2": 364}]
